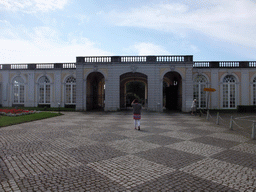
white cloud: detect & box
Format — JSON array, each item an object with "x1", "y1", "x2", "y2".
[
  {"x1": 106, "y1": 0, "x2": 256, "y2": 49},
  {"x1": 0, "y1": 26, "x2": 112, "y2": 64},
  {"x1": 131, "y1": 42, "x2": 169, "y2": 55},
  {"x1": 0, "y1": 0, "x2": 69, "y2": 12}
]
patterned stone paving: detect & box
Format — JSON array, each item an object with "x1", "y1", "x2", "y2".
[
  {"x1": 208, "y1": 133, "x2": 250, "y2": 143},
  {"x1": 231, "y1": 143, "x2": 256, "y2": 155},
  {"x1": 108, "y1": 139, "x2": 161, "y2": 154},
  {"x1": 159, "y1": 131, "x2": 202, "y2": 140},
  {"x1": 88, "y1": 155, "x2": 175, "y2": 189},
  {"x1": 0, "y1": 111, "x2": 256, "y2": 191},
  {"x1": 180, "y1": 158, "x2": 256, "y2": 191},
  {"x1": 166, "y1": 141, "x2": 225, "y2": 157}
]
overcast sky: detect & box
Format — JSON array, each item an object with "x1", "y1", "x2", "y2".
[{"x1": 1, "y1": 0, "x2": 256, "y2": 63}]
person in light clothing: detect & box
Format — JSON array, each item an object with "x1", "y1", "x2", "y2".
[
  {"x1": 131, "y1": 99, "x2": 142, "y2": 130},
  {"x1": 191, "y1": 99, "x2": 197, "y2": 115}
]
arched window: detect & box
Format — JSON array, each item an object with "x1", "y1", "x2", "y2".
[
  {"x1": 13, "y1": 77, "x2": 24, "y2": 104},
  {"x1": 65, "y1": 76, "x2": 76, "y2": 104},
  {"x1": 38, "y1": 76, "x2": 50, "y2": 104},
  {"x1": 223, "y1": 75, "x2": 236, "y2": 108},
  {"x1": 193, "y1": 75, "x2": 207, "y2": 108},
  {"x1": 253, "y1": 77, "x2": 256, "y2": 105}
]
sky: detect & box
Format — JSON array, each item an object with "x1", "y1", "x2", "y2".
[{"x1": 0, "y1": 0, "x2": 256, "y2": 64}]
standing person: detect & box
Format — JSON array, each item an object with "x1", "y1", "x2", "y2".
[
  {"x1": 191, "y1": 99, "x2": 197, "y2": 115},
  {"x1": 131, "y1": 99, "x2": 142, "y2": 130}
]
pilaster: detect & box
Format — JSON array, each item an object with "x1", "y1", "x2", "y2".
[
  {"x1": 2, "y1": 71, "x2": 10, "y2": 107},
  {"x1": 76, "y1": 58, "x2": 85, "y2": 111},
  {"x1": 211, "y1": 69, "x2": 219, "y2": 109},
  {"x1": 105, "y1": 65, "x2": 120, "y2": 111},
  {"x1": 241, "y1": 70, "x2": 249, "y2": 105},
  {"x1": 184, "y1": 66, "x2": 193, "y2": 112},
  {"x1": 26, "y1": 72, "x2": 35, "y2": 107},
  {"x1": 53, "y1": 70, "x2": 62, "y2": 107}
]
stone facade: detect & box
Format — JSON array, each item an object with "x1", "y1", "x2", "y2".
[{"x1": 0, "y1": 56, "x2": 255, "y2": 112}]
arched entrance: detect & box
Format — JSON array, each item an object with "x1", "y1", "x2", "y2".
[
  {"x1": 86, "y1": 72, "x2": 105, "y2": 111},
  {"x1": 120, "y1": 72, "x2": 147, "y2": 109},
  {"x1": 163, "y1": 71, "x2": 182, "y2": 110}
]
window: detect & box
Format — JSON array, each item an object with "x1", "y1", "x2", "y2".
[
  {"x1": 38, "y1": 76, "x2": 50, "y2": 104},
  {"x1": 223, "y1": 75, "x2": 236, "y2": 108},
  {"x1": 13, "y1": 77, "x2": 25, "y2": 104},
  {"x1": 65, "y1": 76, "x2": 76, "y2": 104},
  {"x1": 193, "y1": 75, "x2": 207, "y2": 108}
]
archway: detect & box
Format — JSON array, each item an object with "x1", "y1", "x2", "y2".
[
  {"x1": 120, "y1": 72, "x2": 147, "y2": 109},
  {"x1": 163, "y1": 71, "x2": 182, "y2": 110},
  {"x1": 86, "y1": 72, "x2": 105, "y2": 111}
]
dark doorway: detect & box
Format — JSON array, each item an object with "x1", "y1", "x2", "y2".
[
  {"x1": 125, "y1": 81, "x2": 145, "y2": 107},
  {"x1": 87, "y1": 72, "x2": 105, "y2": 111},
  {"x1": 165, "y1": 85, "x2": 178, "y2": 110},
  {"x1": 120, "y1": 72, "x2": 147, "y2": 109},
  {"x1": 163, "y1": 72, "x2": 182, "y2": 111}
]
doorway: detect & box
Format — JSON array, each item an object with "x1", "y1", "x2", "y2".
[
  {"x1": 163, "y1": 72, "x2": 182, "y2": 110},
  {"x1": 120, "y1": 72, "x2": 147, "y2": 109},
  {"x1": 86, "y1": 72, "x2": 105, "y2": 111}
]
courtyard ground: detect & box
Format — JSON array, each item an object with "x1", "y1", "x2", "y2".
[{"x1": 0, "y1": 110, "x2": 256, "y2": 191}]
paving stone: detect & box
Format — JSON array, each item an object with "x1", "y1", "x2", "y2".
[
  {"x1": 231, "y1": 143, "x2": 256, "y2": 155},
  {"x1": 166, "y1": 141, "x2": 226, "y2": 157},
  {"x1": 191, "y1": 136, "x2": 241, "y2": 149},
  {"x1": 130, "y1": 170, "x2": 239, "y2": 192},
  {"x1": 138, "y1": 127, "x2": 171, "y2": 134},
  {"x1": 137, "y1": 135, "x2": 183, "y2": 146},
  {"x1": 2, "y1": 149, "x2": 83, "y2": 179},
  {"x1": 108, "y1": 138, "x2": 161, "y2": 154},
  {"x1": 87, "y1": 155, "x2": 175, "y2": 189},
  {"x1": 0, "y1": 111, "x2": 256, "y2": 191},
  {"x1": 178, "y1": 128, "x2": 215, "y2": 135},
  {"x1": 180, "y1": 158, "x2": 256, "y2": 191},
  {"x1": 193, "y1": 125, "x2": 226, "y2": 132},
  {"x1": 16, "y1": 166, "x2": 127, "y2": 192},
  {"x1": 67, "y1": 144, "x2": 127, "y2": 164},
  {"x1": 159, "y1": 131, "x2": 201, "y2": 140},
  {"x1": 154, "y1": 122, "x2": 187, "y2": 130},
  {"x1": 1, "y1": 141, "x2": 53, "y2": 157},
  {"x1": 89, "y1": 132, "x2": 128, "y2": 142},
  {"x1": 207, "y1": 133, "x2": 250, "y2": 142},
  {"x1": 211, "y1": 149, "x2": 256, "y2": 170},
  {"x1": 135, "y1": 147, "x2": 204, "y2": 169}
]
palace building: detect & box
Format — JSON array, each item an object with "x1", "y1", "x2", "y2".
[{"x1": 0, "y1": 55, "x2": 256, "y2": 112}]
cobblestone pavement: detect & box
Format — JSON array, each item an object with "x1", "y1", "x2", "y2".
[
  {"x1": 1, "y1": 111, "x2": 256, "y2": 191},
  {"x1": 197, "y1": 111, "x2": 256, "y2": 138}
]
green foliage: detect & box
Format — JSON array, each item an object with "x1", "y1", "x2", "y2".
[
  {"x1": 0, "y1": 112, "x2": 62, "y2": 127},
  {"x1": 0, "y1": 107, "x2": 76, "y2": 112}
]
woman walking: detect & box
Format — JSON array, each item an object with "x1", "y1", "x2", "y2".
[
  {"x1": 131, "y1": 99, "x2": 142, "y2": 130},
  {"x1": 191, "y1": 99, "x2": 197, "y2": 115}
]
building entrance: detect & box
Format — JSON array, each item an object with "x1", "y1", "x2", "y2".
[
  {"x1": 120, "y1": 72, "x2": 147, "y2": 109},
  {"x1": 163, "y1": 72, "x2": 182, "y2": 110},
  {"x1": 86, "y1": 72, "x2": 105, "y2": 111}
]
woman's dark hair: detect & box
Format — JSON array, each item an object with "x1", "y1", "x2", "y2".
[{"x1": 134, "y1": 99, "x2": 138, "y2": 103}]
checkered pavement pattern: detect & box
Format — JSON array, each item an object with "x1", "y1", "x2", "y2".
[{"x1": 0, "y1": 111, "x2": 256, "y2": 191}]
